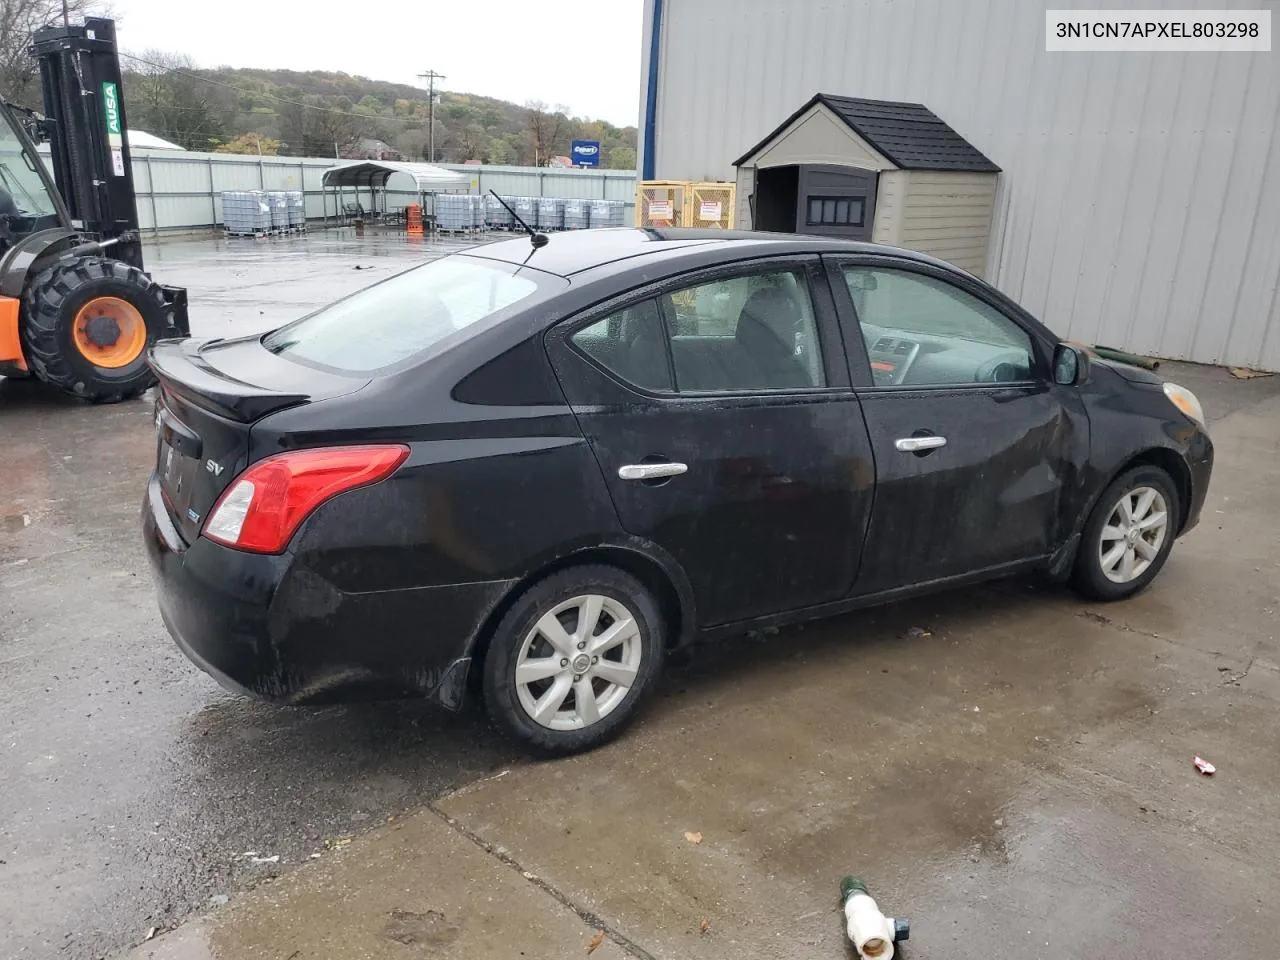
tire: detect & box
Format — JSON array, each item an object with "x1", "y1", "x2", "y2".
[
  {"x1": 20, "y1": 257, "x2": 171, "y2": 404},
  {"x1": 482, "y1": 565, "x2": 666, "y2": 755},
  {"x1": 1071, "y1": 465, "x2": 1180, "y2": 601}
]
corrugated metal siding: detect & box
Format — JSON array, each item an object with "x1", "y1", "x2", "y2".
[
  {"x1": 644, "y1": 0, "x2": 1280, "y2": 369},
  {"x1": 39, "y1": 148, "x2": 638, "y2": 232},
  {"x1": 453, "y1": 165, "x2": 637, "y2": 205}
]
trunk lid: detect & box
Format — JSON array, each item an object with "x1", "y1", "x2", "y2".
[{"x1": 149, "y1": 336, "x2": 367, "y2": 545}]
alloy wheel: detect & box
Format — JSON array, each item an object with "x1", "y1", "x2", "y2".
[
  {"x1": 514, "y1": 594, "x2": 643, "y2": 731},
  {"x1": 1098, "y1": 485, "x2": 1169, "y2": 584}
]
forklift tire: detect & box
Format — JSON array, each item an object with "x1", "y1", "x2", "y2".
[{"x1": 20, "y1": 257, "x2": 170, "y2": 403}]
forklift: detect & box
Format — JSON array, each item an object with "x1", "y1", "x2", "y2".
[{"x1": 0, "y1": 16, "x2": 189, "y2": 403}]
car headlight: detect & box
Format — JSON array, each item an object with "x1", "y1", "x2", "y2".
[{"x1": 1163, "y1": 382, "x2": 1205, "y2": 427}]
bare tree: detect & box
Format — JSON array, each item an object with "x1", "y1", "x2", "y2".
[
  {"x1": 274, "y1": 93, "x2": 365, "y2": 157},
  {"x1": 393, "y1": 128, "x2": 428, "y2": 161},
  {"x1": 0, "y1": 0, "x2": 111, "y2": 108},
  {"x1": 276, "y1": 96, "x2": 309, "y2": 156},
  {"x1": 309, "y1": 96, "x2": 364, "y2": 158},
  {"x1": 127, "y1": 49, "x2": 228, "y2": 150},
  {"x1": 457, "y1": 123, "x2": 487, "y2": 162},
  {"x1": 525, "y1": 100, "x2": 570, "y2": 166}
]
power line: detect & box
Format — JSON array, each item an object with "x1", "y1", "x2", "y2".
[{"x1": 117, "y1": 51, "x2": 434, "y2": 125}]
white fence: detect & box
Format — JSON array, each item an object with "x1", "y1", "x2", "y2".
[{"x1": 38, "y1": 147, "x2": 638, "y2": 233}]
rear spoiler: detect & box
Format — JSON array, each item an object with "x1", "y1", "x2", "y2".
[{"x1": 148, "y1": 339, "x2": 307, "y2": 422}]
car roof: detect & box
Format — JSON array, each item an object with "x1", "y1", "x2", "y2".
[{"x1": 460, "y1": 227, "x2": 942, "y2": 278}]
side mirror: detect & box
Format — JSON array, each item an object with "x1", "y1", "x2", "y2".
[{"x1": 1053, "y1": 343, "x2": 1089, "y2": 386}]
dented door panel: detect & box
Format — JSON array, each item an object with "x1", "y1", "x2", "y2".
[{"x1": 852, "y1": 383, "x2": 1085, "y2": 593}]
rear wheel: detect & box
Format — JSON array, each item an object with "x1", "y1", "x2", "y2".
[
  {"x1": 482, "y1": 566, "x2": 665, "y2": 754},
  {"x1": 20, "y1": 257, "x2": 170, "y2": 403}
]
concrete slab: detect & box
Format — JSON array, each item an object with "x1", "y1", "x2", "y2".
[
  {"x1": 1072, "y1": 389, "x2": 1279, "y2": 655},
  {"x1": 3, "y1": 230, "x2": 1277, "y2": 960},
  {"x1": 432, "y1": 398, "x2": 1280, "y2": 959},
  {"x1": 1156, "y1": 359, "x2": 1280, "y2": 424},
  {"x1": 122, "y1": 805, "x2": 629, "y2": 960},
  {"x1": 0, "y1": 232, "x2": 516, "y2": 960}
]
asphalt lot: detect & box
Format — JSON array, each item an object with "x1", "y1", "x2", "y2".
[
  {"x1": 2, "y1": 230, "x2": 1279, "y2": 960},
  {"x1": 0, "y1": 232, "x2": 514, "y2": 960}
]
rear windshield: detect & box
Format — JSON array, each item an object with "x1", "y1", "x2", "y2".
[{"x1": 262, "y1": 255, "x2": 553, "y2": 373}]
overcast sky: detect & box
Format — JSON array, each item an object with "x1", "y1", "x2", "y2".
[{"x1": 109, "y1": 0, "x2": 645, "y2": 127}]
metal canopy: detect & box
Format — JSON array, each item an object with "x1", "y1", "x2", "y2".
[{"x1": 321, "y1": 160, "x2": 469, "y2": 191}]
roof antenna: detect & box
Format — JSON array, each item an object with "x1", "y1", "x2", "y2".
[{"x1": 489, "y1": 190, "x2": 548, "y2": 249}]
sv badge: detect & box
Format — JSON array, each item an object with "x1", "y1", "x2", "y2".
[{"x1": 205, "y1": 459, "x2": 224, "y2": 477}]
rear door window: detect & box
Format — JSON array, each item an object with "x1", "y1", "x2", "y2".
[
  {"x1": 572, "y1": 300, "x2": 673, "y2": 392},
  {"x1": 263, "y1": 256, "x2": 556, "y2": 374},
  {"x1": 660, "y1": 270, "x2": 824, "y2": 391},
  {"x1": 569, "y1": 268, "x2": 826, "y2": 394}
]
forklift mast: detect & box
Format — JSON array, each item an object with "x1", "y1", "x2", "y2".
[{"x1": 30, "y1": 17, "x2": 142, "y2": 269}]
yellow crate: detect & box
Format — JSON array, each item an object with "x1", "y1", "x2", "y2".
[
  {"x1": 637, "y1": 181, "x2": 736, "y2": 229},
  {"x1": 636, "y1": 181, "x2": 688, "y2": 227},
  {"x1": 687, "y1": 182, "x2": 736, "y2": 229}
]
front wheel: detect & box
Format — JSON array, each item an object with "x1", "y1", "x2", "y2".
[
  {"x1": 482, "y1": 566, "x2": 666, "y2": 755},
  {"x1": 21, "y1": 258, "x2": 171, "y2": 403},
  {"x1": 1071, "y1": 466, "x2": 1180, "y2": 601}
]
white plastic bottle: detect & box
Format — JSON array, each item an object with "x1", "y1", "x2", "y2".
[{"x1": 840, "y1": 876, "x2": 910, "y2": 959}]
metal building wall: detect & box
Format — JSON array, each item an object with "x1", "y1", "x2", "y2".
[
  {"x1": 641, "y1": 0, "x2": 1280, "y2": 370},
  {"x1": 41, "y1": 149, "x2": 638, "y2": 232}
]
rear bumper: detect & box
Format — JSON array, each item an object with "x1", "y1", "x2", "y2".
[{"x1": 142, "y1": 477, "x2": 512, "y2": 706}]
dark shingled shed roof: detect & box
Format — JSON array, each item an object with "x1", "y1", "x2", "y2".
[{"x1": 733, "y1": 94, "x2": 1000, "y2": 173}]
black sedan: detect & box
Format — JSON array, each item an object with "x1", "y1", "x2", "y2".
[{"x1": 143, "y1": 229, "x2": 1213, "y2": 753}]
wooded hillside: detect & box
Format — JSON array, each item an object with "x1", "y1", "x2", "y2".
[
  {"x1": 0, "y1": 2, "x2": 638, "y2": 167},
  {"x1": 118, "y1": 60, "x2": 639, "y2": 169}
]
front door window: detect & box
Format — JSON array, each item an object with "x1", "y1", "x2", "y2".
[{"x1": 841, "y1": 266, "x2": 1035, "y2": 387}]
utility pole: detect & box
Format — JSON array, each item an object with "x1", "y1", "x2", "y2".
[{"x1": 417, "y1": 70, "x2": 446, "y2": 163}]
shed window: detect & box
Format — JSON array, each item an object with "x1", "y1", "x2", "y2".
[{"x1": 806, "y1": 196, "x2": 864, "y2": 227}]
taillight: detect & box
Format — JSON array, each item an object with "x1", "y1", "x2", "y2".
[{"x1": 203, "y1": 444, "x2": 409, "y2": 554}]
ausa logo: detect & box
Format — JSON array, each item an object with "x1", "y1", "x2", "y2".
[{"x1": 101, "y1": 82, "x2": 122, "y2": 135}]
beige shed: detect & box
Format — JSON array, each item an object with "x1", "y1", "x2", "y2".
[{"x1": 733, "y1": 94, "x2": 1001, "y2": 278}]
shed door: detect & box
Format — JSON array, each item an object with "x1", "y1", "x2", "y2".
[{"x1": 796, "y1": 164, "x2": 877, "y2": 240}]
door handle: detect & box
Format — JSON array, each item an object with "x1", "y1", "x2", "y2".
[
  {"x1": 895, "y1": 435, "x2": 947, "y2": 452},
  {"x1": 618, "y1": 462, "x2": 688, "y2": 481}
]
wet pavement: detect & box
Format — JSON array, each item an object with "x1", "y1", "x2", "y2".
[
  {"x1": 0, "y1": 232, "x2": 512, "y2": 960},
  {"x1": 2, "y1": 230, "x2": 1278, "y2": 959}
]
